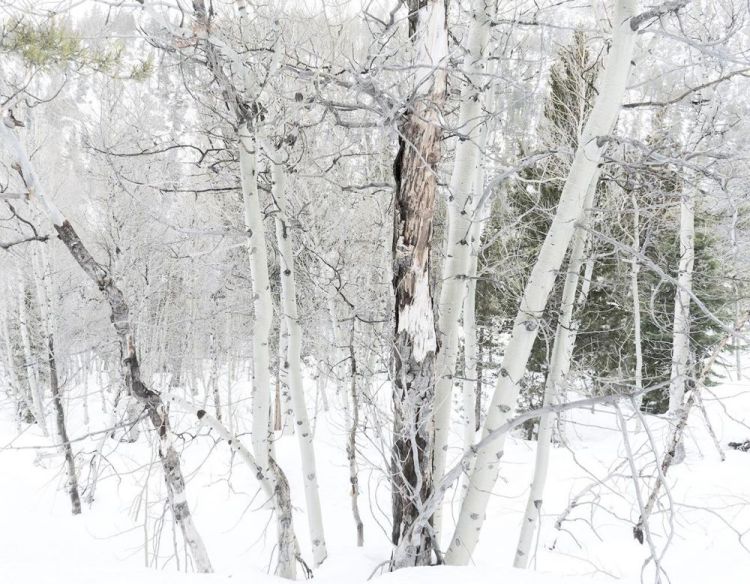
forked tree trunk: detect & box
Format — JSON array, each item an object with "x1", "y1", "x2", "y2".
[
  {"x1": 238, "y1": 126, "x2": 275, "y2": 482},
  {"x1": 390, "y1": 0, "x2": 448, "y2": 569},
  {"x1": 269, "y1": 155, "x2": 327, "y2": 566},
  {"x1": 432, "y1": 2, "x2": 494, "y2": 517},
  {"x1": 446, "y1": 0, "x2": 639, "y2": 564},
  {"x1": 0, "y1": 122, "x2": 213, "y2": 573}
]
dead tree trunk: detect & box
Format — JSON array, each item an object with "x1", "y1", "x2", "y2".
[{"x1": 390, "y1": 0, "x2": 448, "y2": 569}]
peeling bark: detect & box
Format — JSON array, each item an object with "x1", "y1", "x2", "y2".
[{"x1": 390, "y1": 0, "x2": 448, "y2": 569}]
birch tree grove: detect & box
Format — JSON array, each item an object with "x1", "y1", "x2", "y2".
[
  {"x1": 2, "y1": 1, "x2": 750, "y2": 583},
  {"x1": 0, "y1": 122, "x2": 213, "y2": 573},
  {"x1": 446, "y1": 0, "x2": 640, "y2": 564}
]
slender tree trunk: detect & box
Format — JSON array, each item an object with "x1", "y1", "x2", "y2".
[
  {"x1": 458, "y1": 147, "x2": 492, "y2": 500},
  {"x1": 328, "y1": 296, "x2": 350, "y2": 423},
  {"x1": 432, "y1": 0, "x2": 493, "y2": 517},
  {"x1": 81, "y1": 353, "x2": 90, "y2": 426},
  {"x1": 513, "y1": 178, "x2": 597, "y2": 568},
  {"x1": 32, "y1": 248, "x2": 82, "y2": 515},
  {"x1": 269, "y1": 155, "x2": 328, "y2": 566},
  {"x1": 48, "y1": 334, "x2": 82, "y2": 515},
  {"x1": 731, "y1": 206, "x2": 742, "y2": 379},
  {"x1": 238, "y1": 126, "x2": 275, "y2": 481},
  {"x1": 347, "y1": 322, "x2": 364, "y2": 547},
  {"x1": 237, "y1": 122, "x2": 300, "y2": 578},
  {"x1": 165, "y1": 393, "x2": 300, "y2": 578},
  {"x1": 1, "y1": 300, "x2": 33, "y2": 427},
  {"x1": 0, "y1": 122, "x2": 213, "y2": 573},
  {"x1": 446, "y1": 0, "x2": 639, "y2": 564},
  {"x1": 475, "y1": 327, "x2": 484, "y2": 432},
  {"x1": 17, "y1": 275, "x2": 47, "y2": 436},
  {"x1": 668, "y1": 190, "x2": 695, "y2": 417},
  {"x1": 207, "y1": 333, "x2": 222, "y2": 422},
  {"x1": 390, "y1": 0, "x2": 448, "y2": 569},
  {"x1": 631, "y1": 193, "x2": 644, "y2": 426},
  {"x1": 634, "y1": 327, "x2": 738, "y2": 543}
]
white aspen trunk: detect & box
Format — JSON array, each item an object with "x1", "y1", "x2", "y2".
[
  {"x1": 631, "y1": 193, "x2": 644, "y2": 426},
  {"x1": 667, "y1": 190, "x2": 695, "y2": 416},
  {"x1": 2, "y1": 297, "x2": 30, "y2": 428},
  {"x1": 0, "y1": 121, "x2": 213, "y2": 573},
  {"x1": 238, "y1": 126, "x2": 275, "y2": 481},
  {"x1": 513, "y1": 178, "x2": 597, "y2": 568},
  {"x1": 432, "y1": 0, "x2": 493, "y2": 504},
  {"x1": 207, "y1": 333, "x2": 222, "y2": 421},
  {"x1": 446, "y1": 0, "x2": 639, "y2": 564},
  {"x1": 458, "y1": 145, "x2": 493, "y2": 501},
  {"x1": 277, "y1": 307, "x2": 293, "y2": 436},
  {"x1": 316, "y1": 366, "x2": 329, "y2": 413},
  {"x1": 346, "y1": 321, "x2": 365, "y2": 547},
  {"x1": 269, "y1": 156, "x2": 328, "y2": 566},
  {"x1": 17, "y1": 272, "x2": 47, "y2": 436},
  {"x1": 731, "y1": 207, "x2": 742, "y2": 379}
]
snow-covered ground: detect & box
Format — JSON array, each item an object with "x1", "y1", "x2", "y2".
[{"x1": 2, "y1": 360, "x2": 750, "y2": 584}]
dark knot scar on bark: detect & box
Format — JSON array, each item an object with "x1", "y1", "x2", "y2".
[{"x1": 196, "y1": 409, "x2": 206, "y2": 419}]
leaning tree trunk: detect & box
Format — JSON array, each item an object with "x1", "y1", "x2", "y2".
[
  {"x1": 513, "y1": 177, "x2": 597, "y2": 568},
  {"x1": 446, "y1": 0, "x2": 639, "y2": 565},
  {"x1": 390, "y1": 0, "x2": 448, "y2": 569},
  {"x1": 269, "y1": 154, "x2": 327, "y2": 566},
  {"x1": 0, "y1": 122, "x2": 213, "y2": 573}
]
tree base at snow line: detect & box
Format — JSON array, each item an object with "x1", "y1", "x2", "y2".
[{"x1": 728, "y1": 440, "x2": 750, "y2": 452}]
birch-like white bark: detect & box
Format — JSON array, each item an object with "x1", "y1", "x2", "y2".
[
  {"x1": 269, "y1": 156, "x2": 327, "y2": 566},
  {"x1": 238, "y1": 126, "x2": 274, "y2": 480},
  {"x1": 1, "y1": 300, "x2": 27, "y2": 428},
  {"x1": 667, "y1": 190, "x2": 695, "y2": 416},
  {"x1": 17, "y1": 272, "x2": 47, "y2": 436},
  {"x1": 446, "y1": 0, "x2": 639, "y2": 564},
  {"x1": 433, "y1": 0, "x2": 493, "y2": 503},
  {"x1": 513, "y1": 177, "x2": 597, "y2": 568}
]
